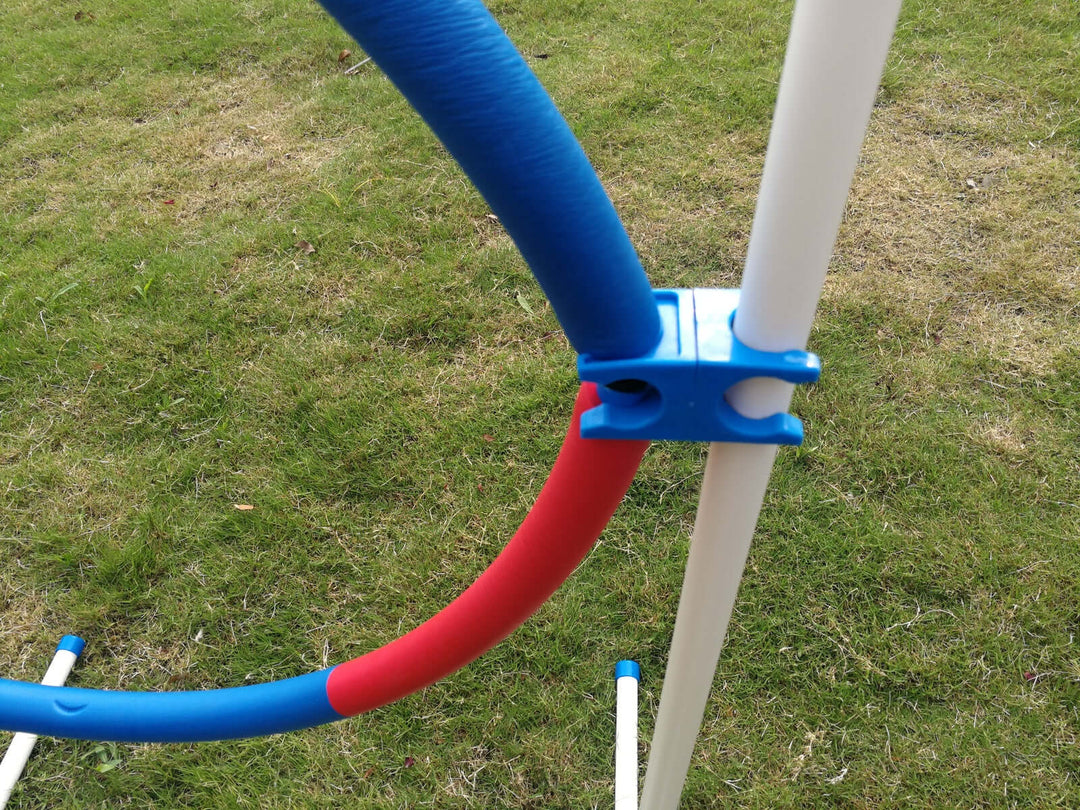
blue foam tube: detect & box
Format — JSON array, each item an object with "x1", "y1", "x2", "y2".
[
  {"x1": 0, "y1": 671, "x2": 341, "y2": 743},
  {"x1": 318, "y1": 0, "x2": 661, "y2": 361}
]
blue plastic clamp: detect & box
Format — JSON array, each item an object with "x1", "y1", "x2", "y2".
[{"x1": 577, "y1": 289, "x2": 820, "y2": 444}]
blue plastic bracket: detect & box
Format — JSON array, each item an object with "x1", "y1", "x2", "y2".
[{"x1": 577, "y1": 288, "x2": 820, "y2": 444}]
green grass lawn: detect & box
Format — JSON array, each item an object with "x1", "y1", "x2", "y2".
[{"x1": 2, "y1": 0, "x2": 1078, "y2": 807}]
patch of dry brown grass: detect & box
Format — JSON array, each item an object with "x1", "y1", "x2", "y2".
[
  {"x1": 0, "y1": 581, "x2": 51, "y2": 680},
  {"x1": 828, "y1": 85, "x2": 1079, "y2": 375},
  {"x1": 2, "y1": 71, "x2": 371, "y2": 238}
]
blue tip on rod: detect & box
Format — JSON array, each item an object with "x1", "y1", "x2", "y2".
[
  {"x1": 615, "y1": 660, "x2": 641, "y2": 681},
  {"x1": 56, "y1": 636, "x2": 86, "y2": 657}
]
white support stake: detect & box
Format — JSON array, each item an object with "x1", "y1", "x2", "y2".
[
  {"x1": 0, "y1": 636, "x2": 86, "y2": 810},
  {"x1": 640, "y1": 2, "x2": 902, "y2": 809},
  {"x1": 614, "y1": 660, "x2": 640, "y2": 810}
]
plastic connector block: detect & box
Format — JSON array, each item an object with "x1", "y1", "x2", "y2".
[{"x1": 577, "y1": 289, "x2": 820, "y2": 444}]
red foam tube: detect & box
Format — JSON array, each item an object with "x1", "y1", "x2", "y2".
[{"x1": 326, "y1": 382, "x2": 648, "y2": 716}]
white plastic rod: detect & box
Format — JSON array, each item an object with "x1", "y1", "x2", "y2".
[
  {"x1": 638, "y1": 443, "x2": 777, "y2": 809},
  {"x1": 0, "y1": 636, "x2": 86, "y2": 810},
  {"x1": 729, "y1": 0, "x2": 904, "y2": 421},
  {"x1": 614, "y1": 660, "x2": 641, "y2": 810},
  {"x1": 640, "y1": 3, "x2": 901, "y2": 809}
]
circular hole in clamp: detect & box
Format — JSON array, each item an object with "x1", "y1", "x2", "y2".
[
  {"x1": 606, "y1": 378, "x2": 651, "y2": 395},
  {"x1": 597, "y1": 380, "x2": 662, "y2": 429},
  {"x1": 600, "y1": 379, "x2": 655, "y2": 408}
]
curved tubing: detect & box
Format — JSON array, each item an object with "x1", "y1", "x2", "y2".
[
  {"x1": 0, "y1": 670, "x2": 339, "y2": 744},
  {"x1": 0, "y1": 0, "x2": 660, "y2": 743},
  {"x1": 326, "y1": 383, "x2": 648, "y2": 715},
  {"x1": 318, "y1": 0, "x2": 661, "y2": 361},
  {"x1": 0, "y1": 385, "x2": 648, "y2": 742}
]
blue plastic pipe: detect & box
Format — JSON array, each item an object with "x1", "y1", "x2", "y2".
[{"x1": 319, "y1": 0, "x2": 661, "y2": 360}]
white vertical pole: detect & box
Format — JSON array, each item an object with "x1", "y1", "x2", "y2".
[
  {"x1": 639, "y1": 3, "x2": 902, "y2": 809},
  {"x1": 614, "y1": 660, "x2": 641, "y2": 810},
  {"x1": 0, "y1": 636, "x2": 86, "y2": 810}
]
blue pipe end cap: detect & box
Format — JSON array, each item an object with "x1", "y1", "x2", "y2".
[
  {"x1": 57, "y1": 636, "x2": 86, "y2": 657},
  {"x1": 578, "y1": 289, "x2": 821, "y2": 444},
  {"x1": 615, "y1": 660, "x2": 640, "y2": 681}
]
